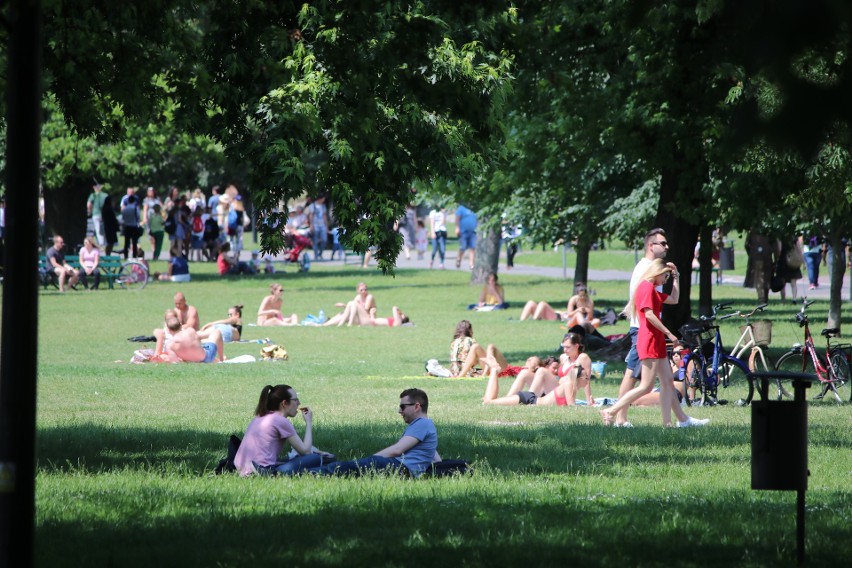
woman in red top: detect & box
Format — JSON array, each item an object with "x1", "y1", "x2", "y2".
[{"x1": 602, "y1": 259, "x2": 709, "y2": 428}]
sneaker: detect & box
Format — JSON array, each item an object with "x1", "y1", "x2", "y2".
[
  {"x1": 425, "y1": 359, "x2": 451, "y2": 378},
  {"x1": 614, "y1": 421, "x2": 634, "y2": 428},
  {"x1": 677, "y1": 417, "x2": 710, "y2": 428}
]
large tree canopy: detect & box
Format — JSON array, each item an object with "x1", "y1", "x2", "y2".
[{"x1": 1, "y1": 1, "x2": 516, "y2": 272}]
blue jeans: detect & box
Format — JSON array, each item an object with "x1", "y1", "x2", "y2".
[
  {"x1": 623, "y1": 327, "x2": 640, "y2": 374},
  {"x1": 804, "y1": 250, "x2": 821, "y2": 286},
  {"x1": 309, "y1": 456, "x2": 404, "y2": 476},
  {"x1": 431, "y1": 231, "x2": 447, "y2": 264},
  {"x1": 312, "y1": 226, "x2": 327, "y2": 259},
  {"x1": 255, "y1": 453, "x2": 334, "y2": 476}
]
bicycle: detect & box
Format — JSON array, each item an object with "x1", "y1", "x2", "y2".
[
  {"x1": 679, "y1": 302, "x2": 753, "y2": 406},
  {"x1": 772, "y1": 299, "x2": 851, "y2": 403},
  {"x1": 113, "y1": 259, "x2": 149, "y2": 290}
]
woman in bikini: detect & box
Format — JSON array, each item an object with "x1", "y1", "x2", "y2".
[
  {"x1": 483, "y1": 333, "x2": 592, "y2": 406},
  {"x1": 323, "y1": 303, "x2": 410, "y2": 327},
  {"x1": 199, "y1": 305, "x2": 243, "y2": 343},
  {"x1": 323, "y1": 282, "x2": 379, "y2": 326},
  {"x1": 519, "y1": 282, "x2": 601, "y2": 329},
  {"x1": 257, "y1": 283, "x2": 299, "y2": 326},
  {"x1": 601, "y1": 259, "x2": 708, "y2": 428}
]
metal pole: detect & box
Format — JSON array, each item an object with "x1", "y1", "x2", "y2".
[
  {"x1": 0, "y1": 1, "x2": 42, "y2": 567},
  {"x1": 797, "y1": 488, "x2": 805, "y2": 566}
]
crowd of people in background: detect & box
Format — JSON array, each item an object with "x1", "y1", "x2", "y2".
[{"x1": 0, "y1": 177, "x2": 531, "y2": 286}]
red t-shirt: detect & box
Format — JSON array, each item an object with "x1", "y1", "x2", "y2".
[
  {"x1": 635, "y1": 280, "x2": 668, "y2": 360},
  {"x1": 217, "y1": 253, "x2": 230, "y2": 276}
]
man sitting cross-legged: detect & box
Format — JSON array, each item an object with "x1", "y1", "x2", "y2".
[{"x1": 307, "y1": 388, "x2": 440, "y2": 477}]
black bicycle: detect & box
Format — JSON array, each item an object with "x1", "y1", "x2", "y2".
[{"x1": 679, "y1": 303, "x2": 753, "y2": 406}]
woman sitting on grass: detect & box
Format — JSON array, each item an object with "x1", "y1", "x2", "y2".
[
  {"x1": 257, "y1": 283, "x2": 299, "y2": 326},
  {"x1": 483, "y1": 332, "x2": 593, "y2": 406},
  {"x1": 449, "y1": 319, "x2": 507, "y2": 377},
  {"x1": 469, "y1": 272, "x2": 509, "y2": 310},
  {"x1": 198, "y1": 305, "x2": 243, "y2": 343},
  {"x1": 234, "y1": 384, "x2": 336, "y2": 476}
]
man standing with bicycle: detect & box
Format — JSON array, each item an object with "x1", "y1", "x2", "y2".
[{"x1": 613, "y1": 228, "x2": 675, "y2": 427}]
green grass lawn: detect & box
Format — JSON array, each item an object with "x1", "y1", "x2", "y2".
[{"x1": 31, "y1": 261, "x2": 852, "y2": 566}]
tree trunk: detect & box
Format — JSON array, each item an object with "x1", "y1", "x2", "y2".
[
  {"x1": 827, "y1": 232, "x2": 845, "y2": 332},
  {"x1": 44, "y1": 175, "x2": 90, "y2": 251},
  {"x1": 697, "y1": 224, "x2": 713, "y2": 317},
  {"x1": 573, "y1": 239, "x2": 591, "y2": 286},
  {"x1": 655, "y1": 167, "x2": 701, "y2": 333},
  {"x1": 471, "y1": 221, "x2": 501, "y2": 284}
]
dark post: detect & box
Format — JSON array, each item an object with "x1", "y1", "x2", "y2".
[
  {"x1": 0, "y1": 1, "x2": 43, "y2": 567},
  {"x1": 750, "y1": 371, "x2": 815, "y2": 566}
]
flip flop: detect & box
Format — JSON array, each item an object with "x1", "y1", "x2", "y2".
[{"x1": 600, "y1": 409, "x2": 614, "y2": 426}]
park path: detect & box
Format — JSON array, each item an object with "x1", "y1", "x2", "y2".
[{"x1": 293, "y1": 248, "x2": 842, "y2": 302}]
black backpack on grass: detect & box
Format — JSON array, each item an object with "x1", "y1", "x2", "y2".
[{"x1": 215, "y1": 435, "x2": 241, "y2": 474}]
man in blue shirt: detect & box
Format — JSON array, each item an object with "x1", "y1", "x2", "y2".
[
  {"x1": 455, "y1": 204, "x2": 478, "y2": 269},
  {"x1": 308, "y1": 388, "x2": 440, "y2": 477}
]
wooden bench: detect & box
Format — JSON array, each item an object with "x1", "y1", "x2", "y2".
[
  {"x1": 343, "y1": 250, "x2": 364, "y2": 265},
  {"x1": 39, "y1": 254, "x2": 128, "y2": 290},
  {"x1": 692, "y1": 265, "x2": 722, "y2": 285}
]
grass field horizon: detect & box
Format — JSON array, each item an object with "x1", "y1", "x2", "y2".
[{"x1": 27, "y1": 256, "x2": 852, "y2": 566}]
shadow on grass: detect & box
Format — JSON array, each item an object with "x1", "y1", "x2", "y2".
[
  {"x1": 37, "y1": 418, "x2": 804, "y2": 476},
  {"x1": 36, "y1": 421, "x2": 847, "y2": 566},
  {"x1": 33, "y1": 470, "x2": 823, "y2": 567}
]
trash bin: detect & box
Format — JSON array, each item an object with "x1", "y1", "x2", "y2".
[
  {"x1": 752, "y1": 399, "x2": 807, "y2": 490},
  {"x1": 719, "y1": 244, "x2": 735, "y2": 270}
]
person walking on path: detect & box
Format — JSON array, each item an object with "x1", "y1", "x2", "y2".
[
  {"x1": 87, "y1": 183, "x2": 107, "y2": 247},
  {"x1": 601, "y1": 259, "x2": 709, "y2": 428},
  {"x1": 612, "y1": 228, "x2": 668, "y2": 427},
  {"x1": 455, "y1": 203, "x2": 477, "y2": 269},
  {"x1": 429, "y1": 204, "x2": 448, "y2": 269}
]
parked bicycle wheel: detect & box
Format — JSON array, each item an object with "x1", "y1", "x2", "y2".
[
  {"x1": 828, "y1": 350, "x2": 850, "y2": 402},
  {"x1": 116, "y1": 261, "x2": 148, "y2": 290},
  {"x1": 717, "y1": 355, "x2": 752, "y2": 406},
  {"x1": 772, "y1": 349, "x2": 814, "y2": 401},
  {"x1": 683, "y1": 356, "x2": 707, "y2": 407}
]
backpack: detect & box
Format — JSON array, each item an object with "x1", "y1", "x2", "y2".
[
  {"x1": 215, "y1": 435, "x2": 242, "y2": 474},
  {"x1": 227, "y1": 210, "x2": 239, "y2": 233},
  {"x1": 164, "y1": 213, "x2": 176, "y2": 235},
  {"x1": 203, "y1": 217, "x2": 219, "y2": 240},
  {"x1": 192, "y1": 215, "x2": 204, "y2": 234}
]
